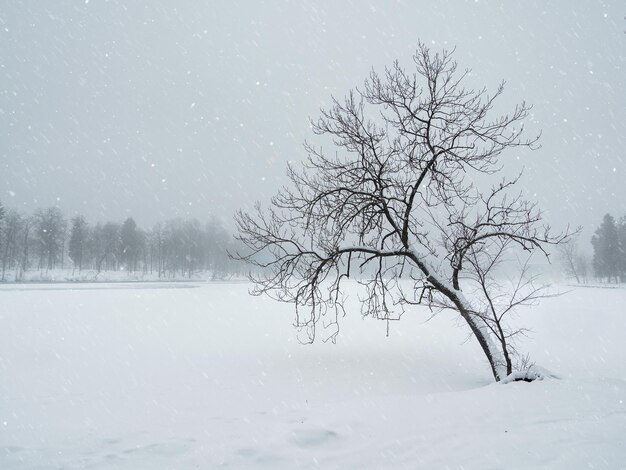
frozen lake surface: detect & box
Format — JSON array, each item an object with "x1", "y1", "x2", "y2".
[{"x1": 1, "y1": 282, "x2": 625, "y2": 469}]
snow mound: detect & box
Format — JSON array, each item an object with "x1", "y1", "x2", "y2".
[{"x1": 501, "y1": 365, "x2": 560, "y2": 383}]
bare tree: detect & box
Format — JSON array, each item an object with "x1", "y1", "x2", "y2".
[
  {"x1": 559, "y1": 236, "x2": 589, "y2": 284},
  {"x1": 120, "y1": 217, "x2": 143, "y2": 272},
  {"x1": 235, "y1": 44, "x2": 571, "y2": 382},
  {"x1": 34, "y1": 207, "x2": 67, "y2": 270},
  {"x1": 100, "y1": 222, "x2": 121, "y2": 272},
  {"x1": 149, "y1": 223, "x2": 165, "y2": 277},
  {"x1": 69, "y1": 215, "x2": 89, "y2": 273},
  {"x1": 89, "y1": 222, "x2": 121, "y2": 273},
  {"x1": 1, "y1": 209, "x2": 23, "y2": 280},
  {"x1": 18, "y1": 215, "x2": 32, "y2": 280}
]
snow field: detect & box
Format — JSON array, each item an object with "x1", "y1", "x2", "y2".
[{"x1": 0, "y1": 282, "x2": 624, "y2": 468}]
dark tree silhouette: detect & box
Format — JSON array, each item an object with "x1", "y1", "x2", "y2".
[
  {"x1": 69, "y1": 215, "x2": 89, "y2": 272},
  {"x1": 236, "y1": 44, "x2": 570, "y2": 382},
  {"x1": 591, "y1": 214, "x2": 622, "y2": 282},
  {"x1": 120, "y1": 217, "x2": 143, "y2": 272},
  {"x1": 34, "y1": 207, "x2": 67, "y2": 270},
  {"x1": 1, "y1": 210, "x2": 24, "y2": 280}
]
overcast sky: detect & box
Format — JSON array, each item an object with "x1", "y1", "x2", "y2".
[{"x1": 1, "y1": 0, "x2": 624, "y2": 244}]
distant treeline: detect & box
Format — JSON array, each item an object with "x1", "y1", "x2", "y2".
[
  {"x1": 560, "y1": 213, "x2": 626, "y2": 284},
  {"x1": 0, "y1": 201, "x2": 242, "y2": 281}
]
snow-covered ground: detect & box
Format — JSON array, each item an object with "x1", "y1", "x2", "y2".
[{"x1": 1, "y1": 281, "x2": 624, "y2": 469}]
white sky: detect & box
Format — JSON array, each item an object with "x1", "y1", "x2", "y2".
[{"x1": 1, "y1": 0, "x2": 624, "y2": 244}]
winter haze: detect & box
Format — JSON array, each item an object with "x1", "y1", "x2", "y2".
[
  {"x1": 1, "y1": 1, "x2": 624, "y2": 239},
  {"x1": 2, "y1": 2, "x2": 626, "y2": 469}
]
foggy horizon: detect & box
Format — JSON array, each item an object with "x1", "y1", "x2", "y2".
[{"x1": 2, "y1": 1, "x2": 625, "y2": 241}]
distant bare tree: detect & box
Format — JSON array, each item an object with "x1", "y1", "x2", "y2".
[
  {"x1": 559, "y1": 237, "x2": 589, "y2": 284},
  {"x1": 101, "y1": 222, "x2": 121, "y2": 271},
  {"x1": 90, "y1": 222, "x2": 121, "y2": 273},
  {"x1": 149, "y1": 223, "x2": 165, "y2": 277},
  {"x1": 1, "y1": 210, "x2": 23, "y2": 280},
  {"x1": 34, "y1": 207, "x2": 67, "y2": 270},
  {"x1": 69, "y1": 215, "x2": 89, "y2": 273},
  {"x1": 236, "y1": 44, "x2": 571, "y2": 382},
  {"x1": 18, "y1": 216, "x2": 32, "y2": 279},
  {"x1": 120, "y1": 217, "x2": 143, "y2": 272},
  {"x1": 206, "y1": 217, "x2": 231, "y2": 279}
]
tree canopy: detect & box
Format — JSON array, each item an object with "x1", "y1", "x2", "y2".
[{"x1": 236, "y1": 44, "x2": 570, "y2": 381}]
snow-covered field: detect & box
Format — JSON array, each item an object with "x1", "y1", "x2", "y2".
[{"x1": 1, "y1": 281, "x2": 624, "y2": 469}]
